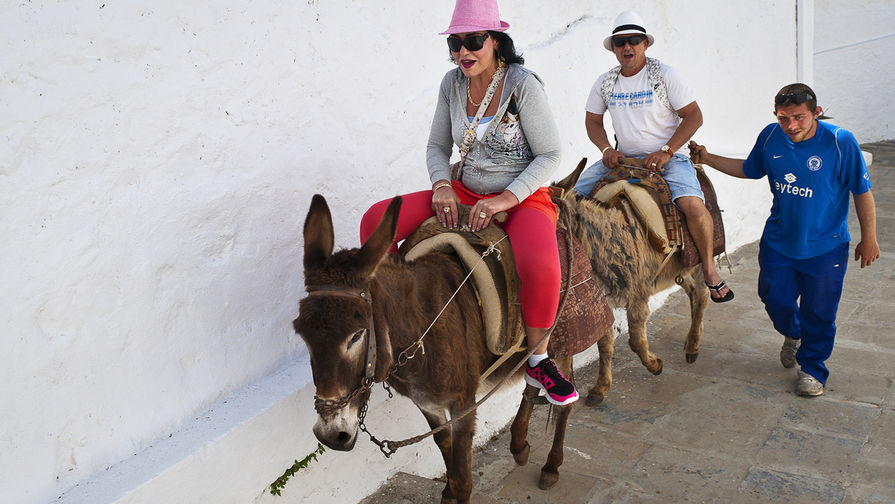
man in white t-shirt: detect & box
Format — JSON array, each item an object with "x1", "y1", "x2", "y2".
[{"x1": 574, "y1": 10, "x2": 733, "y2": 303}]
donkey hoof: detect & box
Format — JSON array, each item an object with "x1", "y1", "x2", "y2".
[
  {"x1": 538, "y1": 469, "x2": 559, "y2": 490},
  {"x1": 686, "y1": 352, "x2": 699, "y2": 363},
  {"x1": 439, "y1": 485, "x2": 457, "y2": 504},
  {"x1": 650, "y1": 358, "x2": 663, "y2": 375},
  {"x1": 585, "y1": 393, "x2": 605, "y2": 407},
  {"x1": 511, "y1": 442, "x2": 530, "y2": 466}
]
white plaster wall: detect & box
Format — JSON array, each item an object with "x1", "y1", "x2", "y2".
[
  {"x1": 813, "y1": 0, "x2": 895, "y2": 142},
  {"x1": 0, "y1": 2, "x2": 801, "y2": 504}
]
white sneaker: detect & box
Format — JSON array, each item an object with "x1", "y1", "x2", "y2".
[
  {"x1": 797, "y1": 370, "x2": 824, "y2": 397},
  {"x1": 780, "y1": 337, "x2": 799, "y2": 368}
]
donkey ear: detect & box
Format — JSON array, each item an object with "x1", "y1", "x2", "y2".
[
  {"x1": 303, "y1": 194, "x2": 335, "y2": 270},
  {"x1": 550, "y1": 158, "x2": 588, "y2": 197},
  {"x1": 356, "y1": 196, "x2": 402, "y2": 277}
]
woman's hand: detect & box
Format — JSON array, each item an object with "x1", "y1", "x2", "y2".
[
  {"x1": 469, "y1": 191, "x2": 518, "y2": 231},
  {"x1": 432, "y1": 181, "x2": 461, "y2": 229}
]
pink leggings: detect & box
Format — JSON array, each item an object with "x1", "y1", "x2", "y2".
[{"x1": 360, "y1": 189, "x2": 561, "y2": 328}]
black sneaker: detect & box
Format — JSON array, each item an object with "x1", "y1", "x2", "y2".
[{"x1": 524, "y1": 358, "x2": 579, "y2": 406}]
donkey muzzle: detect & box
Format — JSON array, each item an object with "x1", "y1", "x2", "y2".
[{"x1": 312, "y1": 407, "x2": 359, "y2": 451}]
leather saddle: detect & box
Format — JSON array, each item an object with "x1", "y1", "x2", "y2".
[
  {"x1": 398, "y1": 203, "x2": 612, "y2": 360},
  {"x1": 589, "y1": 157, "x2": 726, "y2": 268}
]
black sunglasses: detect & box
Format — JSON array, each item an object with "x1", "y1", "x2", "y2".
[
  {"x1": 775, "y1": 92, "x2": 815, "y2": 106},
  {"x1": 612, "y1": 35, "x2": 646, "y2": 47},
  {"x1": 447, "y1": 32, "x2": 489, "y2": 52}
]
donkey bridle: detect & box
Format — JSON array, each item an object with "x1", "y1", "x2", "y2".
[{"x1": 304, "y1": 284, "x2": 377, "y2": 416}]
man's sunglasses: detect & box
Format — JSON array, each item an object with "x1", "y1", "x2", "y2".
[
  {"x1": 775, "y1": 93, "x2": 815, "y2": 106},
  {"x1": 447, "y1": 32, "x2": 489, "y2": 52},
  {"x1": 612, "y1": 35, "x2": 646, "y2": 47}
]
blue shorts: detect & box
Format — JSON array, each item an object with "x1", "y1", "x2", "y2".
[{"x1": 574, "y1": 153, "x2": 705, "y2": 203}]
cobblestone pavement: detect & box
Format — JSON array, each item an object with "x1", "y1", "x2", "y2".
[{"x1": 360, "y1": 141, "x2": 895, "y2": 504}]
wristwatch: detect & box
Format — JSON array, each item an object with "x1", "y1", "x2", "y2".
[{"x1": 660, "y1": 144, "x2": 672, "y2": 155}]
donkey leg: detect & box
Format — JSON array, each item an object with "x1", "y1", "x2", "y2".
[
  {"x1": 446, "y1": 407, "x2": 477, "y2": 504},
  {"x1": 421, "y1": 409, "x2": 456, "y2": 503},
  {"x1": 540, "y1": 404, "x2": 572, "y2": 490},
  {"x1": 627, "y1": 299, "x2": 663, "y2": 375},
  {"x1": 510, "y1": 385, "x2": 540, "y2": 465},
  {"x1": 586, "y1": 329, "x2": 615, "y2": 406},
  {"x1": 680, "y1": 271, "x2": 709, "y2": 363},
  {"x1": 540, "y1": 356, "x2": 574, "y2": 490}
]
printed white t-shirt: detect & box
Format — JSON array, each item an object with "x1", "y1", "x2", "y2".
[{"x1": 585, "y1": 62, "x2": 696, "y2": 157}]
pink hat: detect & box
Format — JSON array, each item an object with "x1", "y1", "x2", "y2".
[{"x1": 439, "y1": 0, "x2": 510, "y2": 35}]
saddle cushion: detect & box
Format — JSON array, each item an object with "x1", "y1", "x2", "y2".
[
  {"x1": 589, "y1": 158, "x2": 726, "y2": 267},
  {"x1": 401, "y1": 210, "x2": 524, "y2": 356},
  {"x1": 401, "y1": 206, "x2": 613, "y2": 358},
  {"x1": 404, "y1": 230, "x2": 516, "y2": 355},
  {"x1": 594, "y1": 180, "x2": 674, "y2": 255}
]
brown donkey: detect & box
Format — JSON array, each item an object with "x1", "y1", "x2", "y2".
[
  {"x1": 549, "y1": 160, "x2": 711, "y2": 404},
  {"x1": 295, "y1": 194, "x2": 605, "y2": 503},
  {"x1": 508, "y1": 162, "x2": 711, "y2": 484}
]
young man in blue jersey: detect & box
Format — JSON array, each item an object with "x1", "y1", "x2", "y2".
[{"x1": 689, "y1": 83, "x2": 880, "y2": 397}]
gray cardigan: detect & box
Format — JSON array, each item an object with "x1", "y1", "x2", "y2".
[{"x1": 426, "y1": 64, "x2": 562, "y2": 202}]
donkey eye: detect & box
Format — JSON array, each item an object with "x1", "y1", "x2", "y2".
[{"x1": 347, "y1": 329, "x2": 365, "y2": 348}]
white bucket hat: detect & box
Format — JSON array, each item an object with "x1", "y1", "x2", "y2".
[{"x1": 603, "y1": 11, "x2": 655, "y2": 51}]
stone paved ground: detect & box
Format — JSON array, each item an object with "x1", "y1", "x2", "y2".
[{"x1": 360, "y1": 141, "x2": 895, "y2": 504}]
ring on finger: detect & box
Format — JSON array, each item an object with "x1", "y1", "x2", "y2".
[
  {"x1": 479, "y1": 211, "x2": 487, "y2": 219},
  {"x1": 443, "y1": 207, "x2": 450, "y2": 213}
]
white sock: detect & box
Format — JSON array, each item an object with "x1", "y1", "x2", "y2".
[{"x1": 528, "y1": 353, "x2": 548, "y2": 368}]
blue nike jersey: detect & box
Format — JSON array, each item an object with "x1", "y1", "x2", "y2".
[{"x1": 743, "y1": 120, "x2": 871, "y2": 259}]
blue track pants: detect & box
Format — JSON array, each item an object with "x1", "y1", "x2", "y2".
[{"x1": 757, "y1": 239, "x2": 849, "y2": 384}]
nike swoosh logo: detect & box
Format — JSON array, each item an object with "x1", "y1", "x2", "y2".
[{"x1": 773, "y1": 155, "x2": 783, "y2": 159}]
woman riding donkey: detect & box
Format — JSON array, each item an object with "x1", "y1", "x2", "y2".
[{"x1": 360, "y1": 0, "x2": 578, "y2": 405}]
